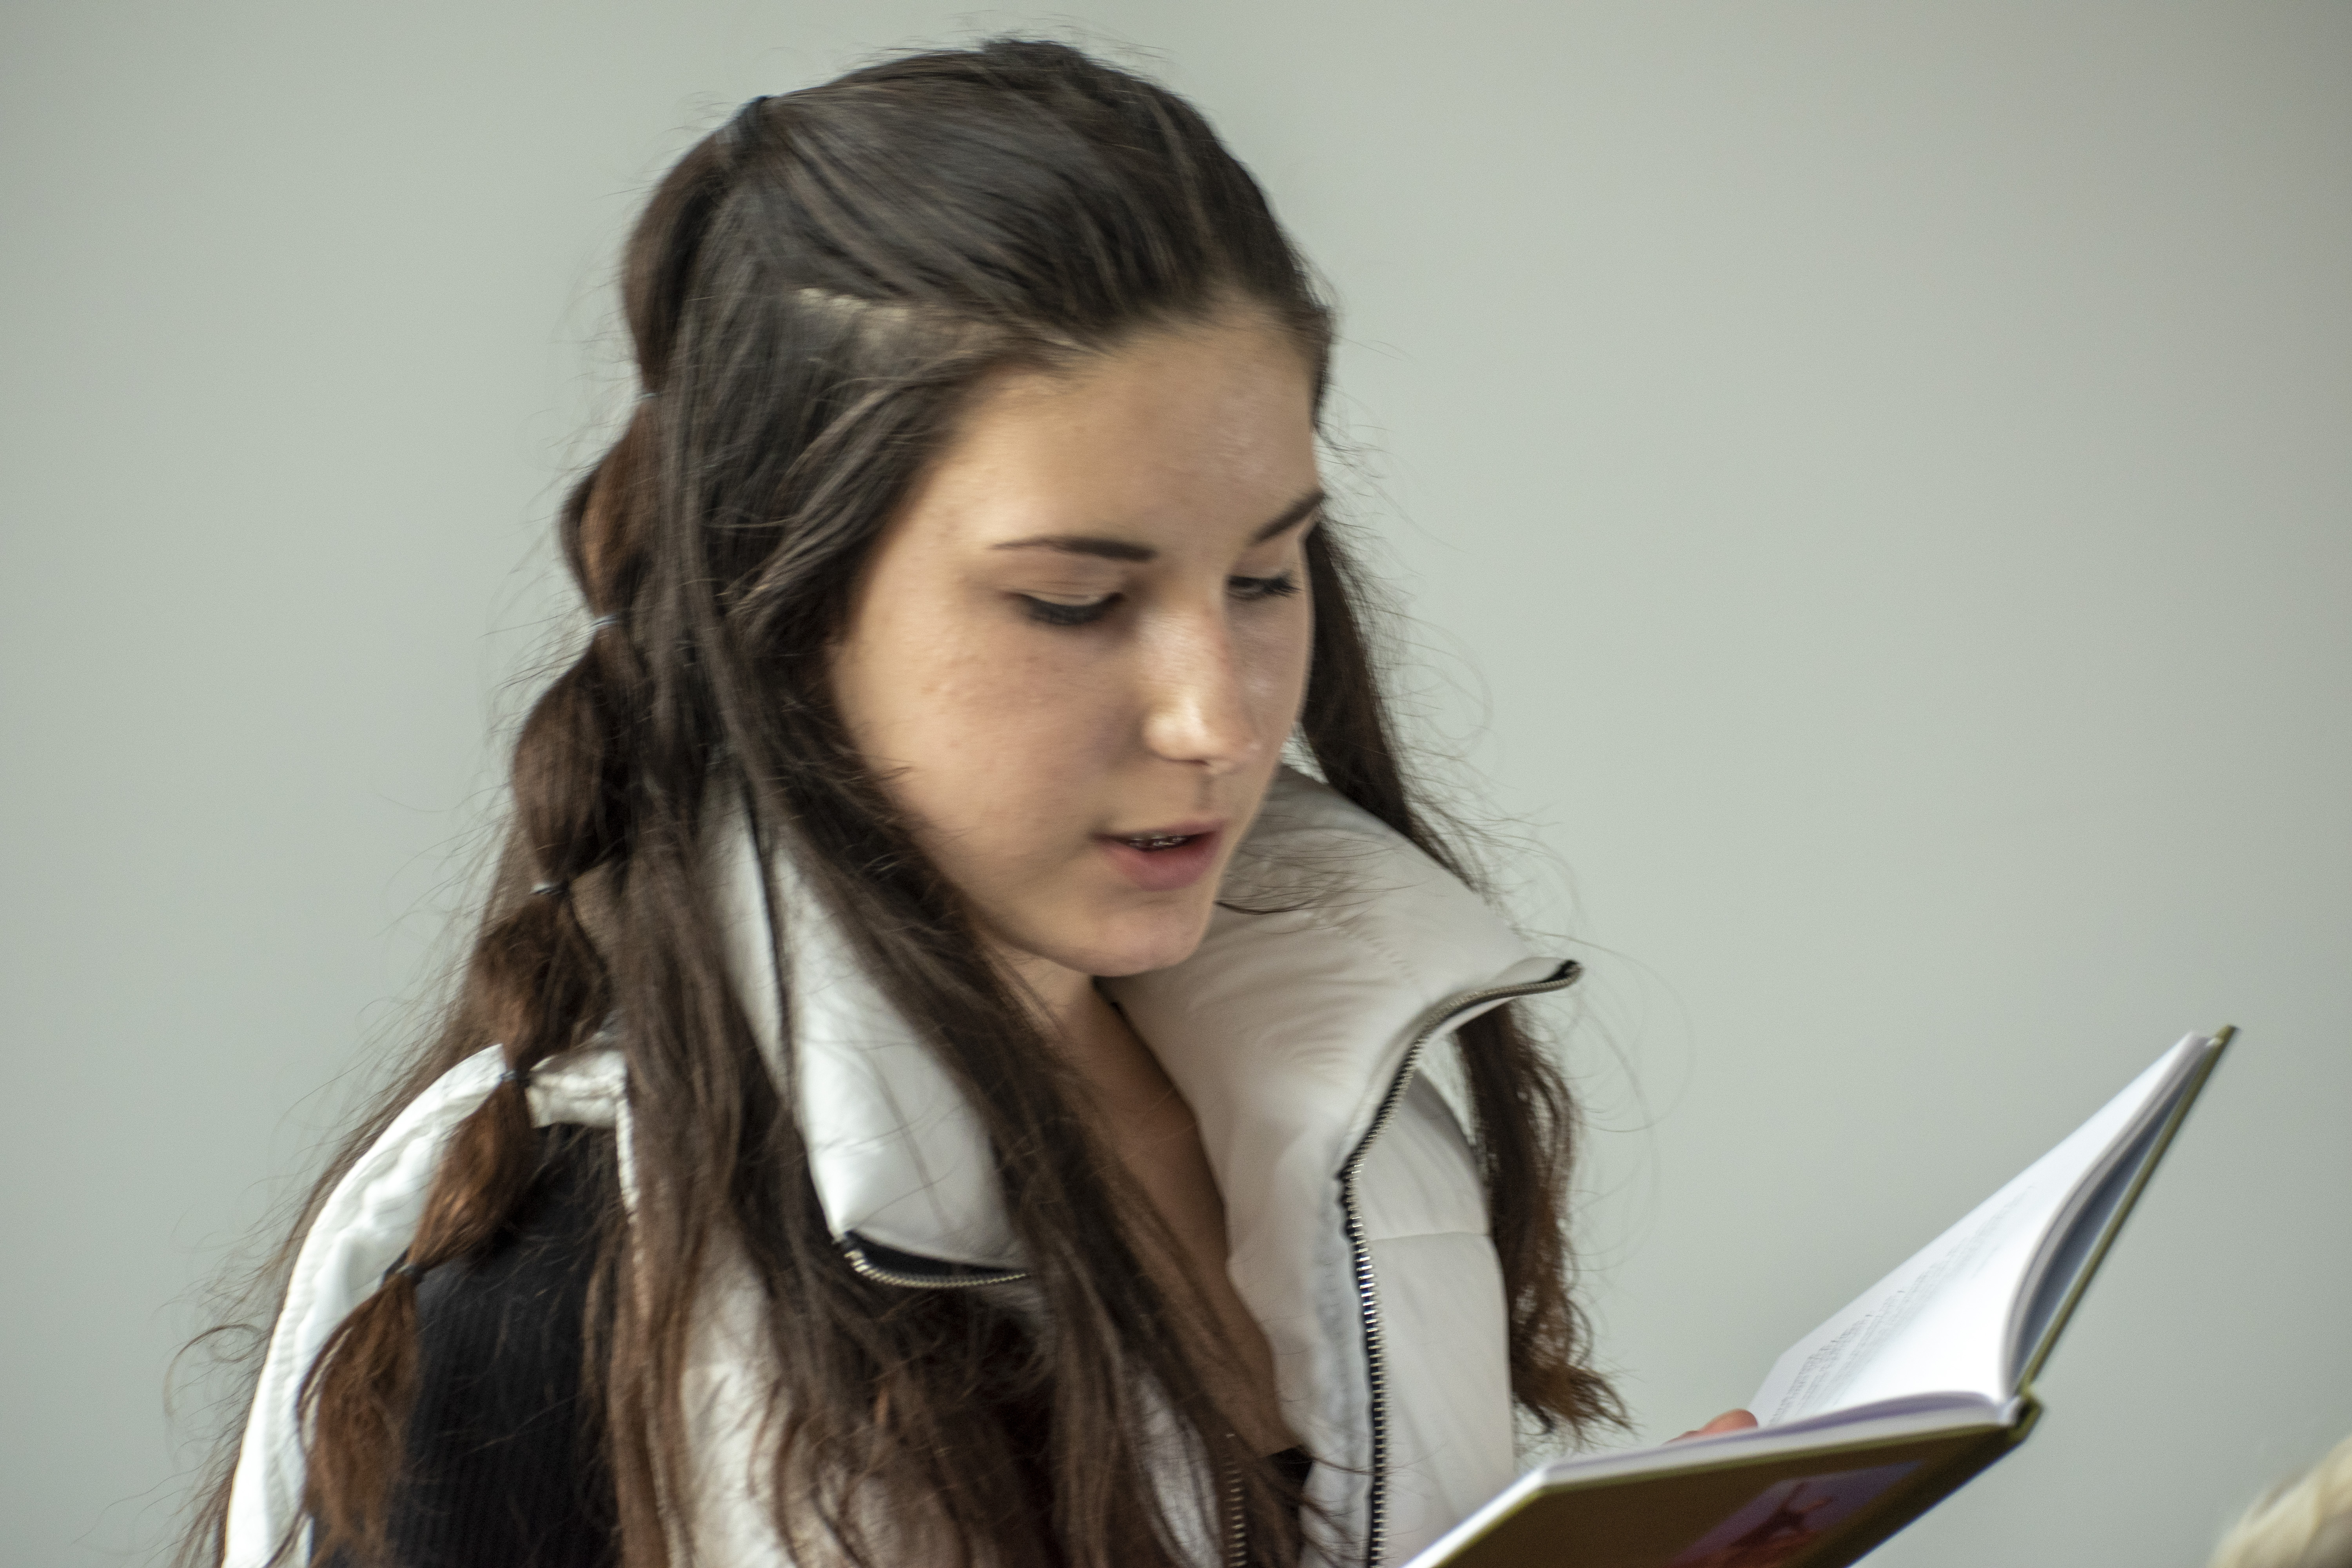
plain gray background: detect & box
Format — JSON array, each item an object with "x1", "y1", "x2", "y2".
[{"x1": 4, "y1": 3, "x2": 2346, "y2": 1564}]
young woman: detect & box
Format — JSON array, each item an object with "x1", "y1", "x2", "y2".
[{"x1": 191, "y1": 39, "x2": 1631, "y2": 1568}]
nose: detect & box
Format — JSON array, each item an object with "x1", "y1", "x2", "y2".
[{"x1": 1139, "y1": 607, "x2": 1264, "y2": 776}]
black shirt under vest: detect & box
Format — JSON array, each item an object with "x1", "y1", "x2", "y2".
[{"x1": 330, "y1": 1124, "x2": 1310, "y2": 1566}]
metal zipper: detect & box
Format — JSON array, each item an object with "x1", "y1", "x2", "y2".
[
  {"x1": 838, "y1": 1235, "x2": 1028, "y2": 1290},
  {"x1": 1337, "y1": 959, "x2": 1582, "y2": 1568},
  {"x1": 1224, "y1": 1453, "x2": 1249, "y2": 1568}
]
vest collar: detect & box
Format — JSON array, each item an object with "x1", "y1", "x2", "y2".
[{"x1": 710, "y1": 766, "x2": 1562, "y2": 1276}]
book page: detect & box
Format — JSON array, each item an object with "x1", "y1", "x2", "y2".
[
  {"x1": 1748, "y1": 1042, "x2": 2195, "y2": 1425},
  {"x1": 2008, "y1": 1030, "x2": 2222, "y2": 1382},
  {"x1": 2007, "y1": 1101, "x2": 2169, "y2": 1383}
]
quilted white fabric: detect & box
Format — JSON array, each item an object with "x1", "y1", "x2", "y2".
[{"x1": 224, "y1": 768, "x2": 1565, "y2": 1567}]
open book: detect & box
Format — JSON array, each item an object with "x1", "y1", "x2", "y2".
[{"x1": 1408, "y1": 1028, "x2": 2232, "y2": 1568}]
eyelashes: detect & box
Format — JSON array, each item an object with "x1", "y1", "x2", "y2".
[
  {"x1": 1231, "y1": 572, "x2": 1303, "y2": 604},
  {"x1": 1017, "y1": 572, "x2": 1300, "y2": 628},
  {"x1": 1020, "y1": 595, "x2": 1117, "y2": 628}
]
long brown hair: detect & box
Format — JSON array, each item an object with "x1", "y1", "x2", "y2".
[{"x1": 180, "y1": 38, "x2": 1619, "y2": 1568}]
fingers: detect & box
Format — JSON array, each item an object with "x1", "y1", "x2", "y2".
[{"x1": 1670, "y1": 1409, "x2": 1760, "y2": 1443}]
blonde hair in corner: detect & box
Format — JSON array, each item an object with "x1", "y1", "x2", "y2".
[{"x1": 2212, "y1": 1433, "x2": 2352, "y2": 1568}]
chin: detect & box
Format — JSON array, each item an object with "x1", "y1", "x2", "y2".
[{"x1": 1057, "y1": 898, "x2": 1216, "y2": 979}]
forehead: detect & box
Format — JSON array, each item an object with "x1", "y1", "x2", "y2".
[{"x1": 902, "y1": 315, "x2": 1321, "y2": 549}]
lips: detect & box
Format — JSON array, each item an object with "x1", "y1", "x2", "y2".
[{"x1": 1095, "y1": 822, "x2": 1222, "y2": 892}]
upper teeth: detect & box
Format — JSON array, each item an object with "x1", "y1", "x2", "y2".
[{"x1": 1127, "y1": 833, "x2": 1192, "y2": 850}]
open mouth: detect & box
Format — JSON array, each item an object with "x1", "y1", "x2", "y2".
[
  {"x1": 1096, "y1": 824, "x2": 1221, "y2": 891},
  {"x1": 1120, "y1": 832, "x2": 1200, "y2": 852}
]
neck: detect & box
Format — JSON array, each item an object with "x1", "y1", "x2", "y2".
[
  {"x1": 985, "y1": 938, "x2": 1157, "y2": 1092},
  {"x1": 991, "y1": 940, "x2": 1099, "y2": 1038}
]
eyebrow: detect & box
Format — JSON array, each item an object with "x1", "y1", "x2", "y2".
[{"x1": 989, "y1": 489, "x2": 1325, "y2": 563}]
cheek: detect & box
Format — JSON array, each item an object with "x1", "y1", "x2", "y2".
[
  {"x1": 837, "y1": 600, "x2": 1125, "y2": 852},
  {"x1": 1241, "y1": 599, "x2": 1316, "y2": 733}
]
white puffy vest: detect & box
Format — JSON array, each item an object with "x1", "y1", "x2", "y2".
[{"x1": 225, "y1": 767, "x2": 1574, "y2": 1567}]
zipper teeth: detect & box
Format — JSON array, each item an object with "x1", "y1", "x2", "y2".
[
  {"x1": 1224, "y1": 1454, "x2": 1248, "y2": 1568},
  {"x1": 1338, "y1": 961, "x2": 1582, "y2": 1568},
  {"x1": 839, "y1": 1240, "x2": 1028, "y2": 1291},
  {"x1": 1338, "y1": 1186, "x2": 1389, "y2": 1568}
]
